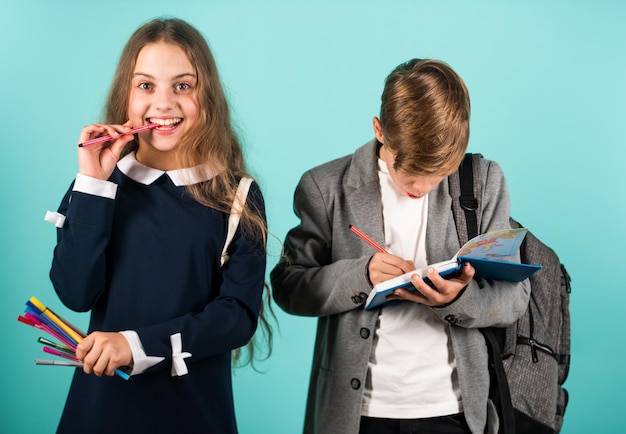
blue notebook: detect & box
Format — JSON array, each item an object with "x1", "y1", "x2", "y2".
[{"x1": 364, "y1": 228, "x2": 541, "y2": 310}]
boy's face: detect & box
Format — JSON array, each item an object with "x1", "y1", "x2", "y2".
[
  {"x1": 380, "y1": 145, "x2": 445, "y2": 199},
  {"x1": 374, "y1": 116, "x2": 445, "y2": 199}
]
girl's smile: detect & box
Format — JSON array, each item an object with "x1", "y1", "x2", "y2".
[{"x1": 148, "y1": 117, "x2": 183, "y2": 131}]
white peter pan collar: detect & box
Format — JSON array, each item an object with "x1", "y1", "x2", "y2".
[{"x1": 117, "y1": 152, "x2": 217, "y2": 186}]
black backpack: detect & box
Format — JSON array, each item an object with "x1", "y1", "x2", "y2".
[{"x1": 448, "y1": 154, "x2": 571, "y2": 434}]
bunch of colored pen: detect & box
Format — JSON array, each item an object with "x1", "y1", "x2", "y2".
[{"x1": 17, "y1": 296, "x2": 130, "y2": 380}]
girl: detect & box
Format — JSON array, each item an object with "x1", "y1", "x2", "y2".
[{"x1": 49, "y1": 18, "x2": 270, "y2": 433}]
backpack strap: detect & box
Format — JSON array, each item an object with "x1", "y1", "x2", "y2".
[
  {"x1": 483, "y1": 328, "x2": 516, "y2": 434},
  {"x1": 221, "y1": 177, "x2": 253, "y2": 267},
  {"x1": 451, "y1": 153, "x2": 516, "y2": 434},
  {"x1": 459, "y1": 153, "x2": 480, "y2": 240},
  {"x1": 449, "y1": 153, "x2": 483, "y2": 245}
]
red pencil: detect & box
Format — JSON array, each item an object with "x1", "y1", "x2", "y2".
[{"x1": 349, "y1": 225, "x2": 388, "y2": 253}]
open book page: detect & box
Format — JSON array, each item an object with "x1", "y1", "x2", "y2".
[{"x1": 456, "y1": 227, "x2": 528, "y2": 261}]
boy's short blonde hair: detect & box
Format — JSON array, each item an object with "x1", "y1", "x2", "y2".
[{"x1": 379, "y1": 59, "x2": 470, "y2": 176}]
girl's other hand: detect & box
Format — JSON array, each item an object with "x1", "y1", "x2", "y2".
[
  {"x1": 77, "y1": 121, "x2": 136, "y2": 180},
  {"x1": 76, "y1": 331, "x2": 133, "y2": 377}
]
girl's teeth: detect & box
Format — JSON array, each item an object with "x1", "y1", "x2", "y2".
[{"x1": 149, "y1": 118, "x2": 181, "y2": 126}]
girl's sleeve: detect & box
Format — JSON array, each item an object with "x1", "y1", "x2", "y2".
[{"x1": 49, "y1": 175, "x2": 117, "y2": 311}]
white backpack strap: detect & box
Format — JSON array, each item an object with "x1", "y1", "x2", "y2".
[{"x1": 221, "y1": 177, "x2": 253, "y2": 267}]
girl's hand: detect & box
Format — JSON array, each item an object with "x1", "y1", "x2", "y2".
[
  {"x1": 77, "y1": 121, "x2": 136, "y2": 180},
  {"x1": 367, "y1": 252, "x2": 416, "y2": 286},
  {"x1": 76, "y1": 331, "x2": 132, "y2": 377},
  {"x1": 388, "y1": 262, "x2": 475, "y2": 307}
]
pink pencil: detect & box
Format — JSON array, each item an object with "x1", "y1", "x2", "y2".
[
  {"x1": 78, "y1": 124, "x2": 158, "y2": 147},
  {"x1": 43, "y1": 346, "x2": 79, "y2": 361}
]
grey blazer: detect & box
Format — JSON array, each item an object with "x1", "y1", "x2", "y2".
[{"x1": 271, "y1": 140, "x2": 530, "y2": 434}]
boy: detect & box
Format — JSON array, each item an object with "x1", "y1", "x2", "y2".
[{"x1": 271, "y1": 59, "x2": 530, "y2": 434}]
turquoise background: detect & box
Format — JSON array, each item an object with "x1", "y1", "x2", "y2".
[{"x1": 1, "y1": 0, "x2": 624, "y2": 432}]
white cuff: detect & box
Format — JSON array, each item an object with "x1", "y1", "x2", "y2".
[
  {"x1": 73, "y1": 173, "x2": 118, "y2": 199},
  {"x1": 119, "y1": 331, "x2": 164, "y2": 375},
  {"x1": 44, "y1": 211, "x2": 66, "y2": 228}
]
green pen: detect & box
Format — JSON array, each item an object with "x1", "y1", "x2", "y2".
[{"x1": 38, "y1": 337, "x2": 75, "y2": 355}]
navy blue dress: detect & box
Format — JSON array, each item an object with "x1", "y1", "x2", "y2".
[{"x1": 50, "y1": 154, "x2": 266, "y2": 433}]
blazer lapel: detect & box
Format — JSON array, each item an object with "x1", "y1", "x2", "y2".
[{"x1": 345, "y1": 140, "x2": 385, "y2": 251}]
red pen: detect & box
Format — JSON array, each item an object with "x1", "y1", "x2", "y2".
[
  {"x1": 78, "y1": 124, "x2": 158, "y2": 147},
  {"x1": 349, "y1": 225, "x2": 388, "y2": 253}
]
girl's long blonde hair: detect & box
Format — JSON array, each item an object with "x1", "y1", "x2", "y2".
[{"x1": 104, "y1": 17, "x2": 274, "y2": 367}]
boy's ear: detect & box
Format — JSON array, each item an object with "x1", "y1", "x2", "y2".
[{"x1": 373, "y1": 117, "x2": 385, "y2": 142}]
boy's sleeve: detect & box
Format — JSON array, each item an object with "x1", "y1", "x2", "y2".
[{"x1": 271, "y1": 171, "x2": 372, "y2": 317}]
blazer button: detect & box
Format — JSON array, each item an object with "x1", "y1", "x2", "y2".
[
  {"x1": 360, "y1": 328, "x2": 370, "y2": 339},
  {"x1": 444, "y1": 314, "x2": 459, "y2": 325},
  {"x1": 351, "y1": 378, "x2": 361, "y2": 390},
  {"x1": 351, "y1": 292, "x2": 368, "y2": 304}
]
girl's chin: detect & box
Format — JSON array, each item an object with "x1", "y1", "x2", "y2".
[
  {"x1": 137, "y1": 143, "x2": 179, "y2": 155},
  {"x1": 140, "y1": 135, "x2": 180, "y2": 149}
]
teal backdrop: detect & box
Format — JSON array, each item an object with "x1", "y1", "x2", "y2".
[{"x1": 1, "y1": 0, "x2": 624, "y2": 432}]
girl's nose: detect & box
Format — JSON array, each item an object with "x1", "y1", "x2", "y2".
[{"x1": 155, "y1": 89, "x2": 175, "y2": 111}]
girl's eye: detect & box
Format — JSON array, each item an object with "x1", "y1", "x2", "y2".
[
  {"x1": 175, "y1": 82, "x2": 191, "y2": 91},
  {"x1": 138, "y1": 82, "x2": 152, "y2": 91}
]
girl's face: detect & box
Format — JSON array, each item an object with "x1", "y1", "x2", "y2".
[{"x1": 129, "y1": 41, "x2": 199, "y2": 170}]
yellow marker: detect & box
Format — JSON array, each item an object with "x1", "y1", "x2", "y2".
[{"x1": 29, "y1": 297, "x2": 83, "y2": 344}]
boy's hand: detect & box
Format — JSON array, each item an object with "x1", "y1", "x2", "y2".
[
  {"x1": 367, "y1": 252, "x2": 416, "y2": 286},
  {"x1": 76, "y1": 331, "x2": 133, "y2": 377},
  {"x1": 77, "y1": 121, "x2": 136, "y2": 180},
  {"x1": 388, "y1": 262, "x2": 475, "y2": 307}
]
